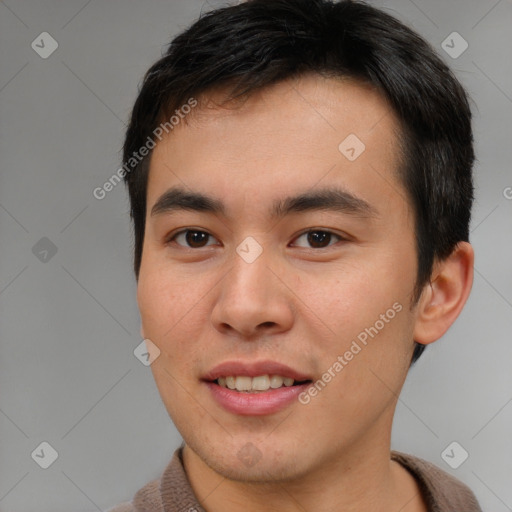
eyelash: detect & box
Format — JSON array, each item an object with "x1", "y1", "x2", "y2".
[{"x1": 165, "y1": 228, "x2": 346, "y2": 250}]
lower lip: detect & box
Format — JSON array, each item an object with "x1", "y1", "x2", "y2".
[{"x1": 205, "y1": 381, "x2": 311, "y2": 416}]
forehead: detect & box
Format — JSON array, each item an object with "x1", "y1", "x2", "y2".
[{"x1": 146, "y1": 74, "x2": 406, "y2": 217}]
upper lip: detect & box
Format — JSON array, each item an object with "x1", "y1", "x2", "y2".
[{"x1": 202, "y1": 360, "x2": 312, "y2": 382}]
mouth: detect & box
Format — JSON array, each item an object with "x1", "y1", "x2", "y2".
[
  {"x1": 212, "y1": 374, "x2": 312, "y2": 393},
  {"x1": 202, "y1": 360, "x2": 314, "y2": 415}
]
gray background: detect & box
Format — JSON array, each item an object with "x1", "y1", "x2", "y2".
[{"x1": 0, "y1": 0, "x2": 511, "y2": 510}]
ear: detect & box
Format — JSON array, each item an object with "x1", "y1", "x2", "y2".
[{"x1": 413, "y1": 242, "x2": 474, "y2": 345}]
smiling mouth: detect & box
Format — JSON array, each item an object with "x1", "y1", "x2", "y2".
[{"x1": 212, "y1": 374, "x2": 312, "y2": 393}]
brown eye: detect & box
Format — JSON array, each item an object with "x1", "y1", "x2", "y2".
[
  {"x1": 172, "y1": 230, "x2": 218, "y2": 248},
  {"x1": 292, "y1": 230, "x2": 342, "y2": 249}
]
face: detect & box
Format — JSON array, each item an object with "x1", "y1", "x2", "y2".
[{"x1": 137, "y1": 74, "x2": 421, "y2": 482}]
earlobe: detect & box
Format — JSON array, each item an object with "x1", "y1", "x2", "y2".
[{"x1": 413, "y1": 242, "x2": 474, "y2": 345}]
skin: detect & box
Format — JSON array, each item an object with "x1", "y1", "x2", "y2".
[{"x1": 137, "y1": 74, "x2": 474, "y2": 512}]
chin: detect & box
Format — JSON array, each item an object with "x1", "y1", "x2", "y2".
[
  {"x1": 212, "y1": 455, "x2": 306, "y2": 483},
  {"x1": 188, "y1": 436, "x2": 315, "y2": 484}
]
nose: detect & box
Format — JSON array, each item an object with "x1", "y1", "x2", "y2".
[{"x1": 210, "y1": 246, "x2": 295, "y2": 340}]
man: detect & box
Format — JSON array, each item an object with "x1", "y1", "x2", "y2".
[{"x1": 110, "y1": 0, "x2": 481, "y2": 510}]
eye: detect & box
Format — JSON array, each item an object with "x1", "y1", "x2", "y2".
[
  {"x1": 291, "y1": 230, "x2": 344, "y2": 249},
  {"x1": 168, "y1": 229, "x2": 219, "y2": 248}
]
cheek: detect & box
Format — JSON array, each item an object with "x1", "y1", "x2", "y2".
[
  {"x1": 315, "y1": 308, "x2": 413, "y2": 430},
  {"x1": 299, "y1": 257, "x2": 409, "y2": 329},
  {"x1": 136, "y1": 259, "x2": 215, "y2": 369},
  {"x1": 298, "y1": 255, "x2": 415, "y2": 381},
  {"x1": 137, "y1": 272, "x2": 181, "y2": 335},
  {"x1": 137, "y1": 252, "x2": 203, "y2": 330}
]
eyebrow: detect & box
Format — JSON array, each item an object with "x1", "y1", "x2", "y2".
[{"x1": 150, "y1": 186, "x2": 377, "y2": 219}]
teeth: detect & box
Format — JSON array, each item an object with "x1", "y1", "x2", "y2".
[
  {"x1": 226, "y1": 376, "x2": 236, "y2": 390},
  {"x1": 269, "y1": 375, "x2": 284, "y2": 388},
  {"x1": 235, "y1": 376, "x2": 252, "y2": 391},
  {"x1": 252, "y1": 375, "x2": 270, "y2": 390},
  {"x1": 216, "y1": 374, "x2": 298, "y2": 392}
]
